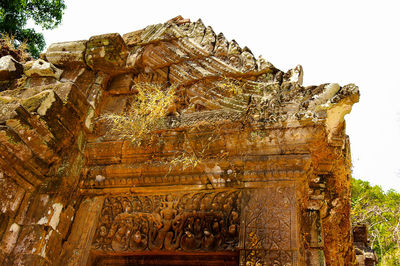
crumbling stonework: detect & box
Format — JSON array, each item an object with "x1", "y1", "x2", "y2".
[
  {"x1": 353, "y1": 224, "x2": 378, "y2": 266},
  {"x1": 0, "y1": 16, "x2": 360, "y2": 265}
]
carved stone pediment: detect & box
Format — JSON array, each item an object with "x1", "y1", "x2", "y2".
[
  {"x1": 113, "y1": 19, "x2": 359, "y2": 131},
  {"x1": 0, "y1": 16, "x2": 359, "y2": 266}
]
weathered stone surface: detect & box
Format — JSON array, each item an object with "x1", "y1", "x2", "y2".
[
  {"x1": 0, "y1": 173, "x2": 25, "y2": 214},
  {"x1": 6, "y1": 119, "x2": 57, "y2": 164},
  {"x1": 85, "y1": 33, "x2": 128, "y2": 73},
  {"x1": 354, "y1": 224, "x2": 378, "y2": 266},
  {"x1": 0, "y1": 55, "x2": 23, "y2": 81},
  {"x1": 1, "y1": 222, "x2": 21, "y2": 254},
  {"x1": 24, "y1": 59, "x2": 63, "y2": 79},
  {"x1": 12, "y1": 224, "x2": 61, "y2": 263},
  {"x1": 57, "y1": 205, "x2": 75, "y2": 239},
  {"x1": 107, "y1": 73, "x2": 134, "y2": 95},
  {"x1": 12, "y1": 224, "x2": 48, "y2": 256},
  {"x1": 46, "y1": 40, "x2": 87, "y2": 67},
  {"x1": 240, "y1": 186, "x2": 297, "y2": 265},
  {"x1": 0, "y1": 17, "x2": 361, "y2": 266},
  {"x1": 60, "y1": 197, "x2": 103, "y2": 266}
]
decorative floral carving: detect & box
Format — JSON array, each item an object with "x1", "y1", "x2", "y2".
[
  {"x1": 93, "y1": 190, "x2": 241, "y2": 252},
  {"x1": 241, "y1": 186, "x2": 296, "y2": 265}
]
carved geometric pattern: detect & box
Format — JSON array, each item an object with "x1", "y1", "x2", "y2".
[
  {"x1": 93, "y1": 190, "x2": 241, "y2": 252},
  {"x1": 241, "y1": 250, "x2": 294, "y2": 266},
  {"x1": 241, "y1": 186, "x2": 296, "y2": 265}
]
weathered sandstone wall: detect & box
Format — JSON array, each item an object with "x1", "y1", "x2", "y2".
[{"x1": 0, "y1": 16, "x2": 359, "y2": 265}]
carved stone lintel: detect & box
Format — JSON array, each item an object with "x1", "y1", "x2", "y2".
[{"x1": 93, "y1": 191, "x2": 241, "y2": 252}]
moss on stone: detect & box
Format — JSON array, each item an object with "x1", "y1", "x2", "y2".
[{"x1": 21, "y1": 91, "x2": 51, "y2": 112}]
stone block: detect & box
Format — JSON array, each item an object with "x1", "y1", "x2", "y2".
[
  {"x1": 0, "y1": 173, "x2": 25, "y2": 215},
  {"x1": 43, "y1": 229, "x2": 62, "y2": 262},
  {"x1": 122, "y1": 29, "x2": 143, "y2": 46},
  {"x1": 12, "y1": 224, "x2": 62, "y2": 261},
  {"x1": 66, "y1": 197, "x2": 103, "y2": 245},
  {"x1": 23, "y1": 194, "x2": 52, "y2": 225},
  {"x1": 20, "y1": 89, "x2": 60, "y2": 114},
  {"x1": 107, "y1": 73, "x2": 134, "y2": 95},
  {"x1": 11, "y1": 227, "x2": 62, "y2": 263},
  {"x1": 85, "y1": 33, "x2": 128, "y2": 73},
  {"x1": 0, "y1": 55, "x2": 23, "y2": 81},
  {"x1": 86, "y1": 141, "x2": 123, "y2": 165},
  {"x1": 6, "y1": 117, "x2": 58, "y2": 164},
  {"x1": 57, "y1": 205, "x2": 75, "y2": 239},
  {"x1": 23, "y1": 196, "x2": 65, "y2": 234},
  {"x1": 73, "y1": 69, "x2": 96, "y2": 96},
  {"x1": 0, "y1": 153, "x2": 38, "y2": 191},
  {"x1": 26, "y1": 76, "x2": 57, "y2": 87},
  {"x1": 24, "y1": 59, "x2": 63, "y2": 80},
  {"x1": 14, "y1": 105, "x2": 57, "y2": 150},
  {"x1": 0, "y1": 101, "x2": 19, "y2": 122},
  {"x1": 353, "y1": 224, "x2": 368, "y2": 243},
  {"x1": 1, "y1": 222, "x2": 21, "y2": 254},
  {"x1": 86, "y1": 83, "x2": 103, "y2": 108},
  {"x1": 45, "y1": 40, "x2": 87, "y2": 67},
  {"x1": 12, "y1": 224, "x2": 46, "y2": 256},
  {"x1": 60, "y1": 197, "x2": 103, "y2": 265},
  {"x1": 9, "y1": 254, "x2": 49, "y2": 266},
  {"x1": 21, "y1": 89, "x2": 75, "y2": 146},
  {"x1": 53, "y1": 82, "x2": 90, "y2": 117},
  {"x1": 0, "y1": 126, "x2": 48, "y2": 181},
  {"x1": 58, "y1": 149, "x2": 86, "y2": 187},
  {"x1": 304, "y1": 210, "x2": 323, "y2": 248},
  {"x1": 14, "y1": 192, "x2": 32, "y2": 225},
  {"x1": 60, "y1": 67, "x2": 85, "y2": 82}
]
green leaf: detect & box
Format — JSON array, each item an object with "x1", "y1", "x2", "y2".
[
  {"x1": 0, "y1": 0, "x2": 66, "y2": 57},
  {"x1": 351, "y1": 178, "x2": 400, "y2": 265}
]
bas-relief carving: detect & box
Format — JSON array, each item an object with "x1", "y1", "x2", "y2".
[
  {"x1": 92, "y1": 185, "x2": 297, "y2": 265},
  {"x1": 0, "y1": 16, "x2": 358, "y2": 265},
  {"x1": 93, "y1": 190, "x2": 241, "y2": 252},
  {"x1": 241, "y1": 186, "x2": 296, "y2": 266}
]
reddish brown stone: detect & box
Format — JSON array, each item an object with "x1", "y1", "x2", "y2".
[
  {"x1": 0, "y1": 17, "x2": 361, "y2": 266},
  {"x1": 85, "y1": 33, "x2": 128, "y2": 73},
  {"x1": 57, "y1": 205, "x2": 75, "y2": 239}
]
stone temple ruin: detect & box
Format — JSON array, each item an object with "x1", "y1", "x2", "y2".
[{"x1": 0, "y1": 16, "x2": 362, "y2": 265}]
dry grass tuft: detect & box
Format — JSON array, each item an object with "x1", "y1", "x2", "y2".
[
  {"x1": 0, "y1": 33, "x2": 31, "y2": 62},
  {"x1": 170, "y1": 152, "x2": 201, "y2": 170},
  {"x1": 100, "y1": 82, "x2": 176, "y2": 146}
]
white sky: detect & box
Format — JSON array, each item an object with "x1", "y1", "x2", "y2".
[{"x1": 39, "y1": 0, "x2": 400, "y2": 191}]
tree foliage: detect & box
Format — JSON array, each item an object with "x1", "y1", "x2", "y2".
[
  {"x1": 351, "y1": 178, "x2": 400, "y2": 265},
  {"x1": 0, "y1": 0, "x2": 66, "y2": 58}
]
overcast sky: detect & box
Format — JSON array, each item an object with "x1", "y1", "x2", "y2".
[{"x1": 39, "y1": 0, "x2": 400, "y2": 191}]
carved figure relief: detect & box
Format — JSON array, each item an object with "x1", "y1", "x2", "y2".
[
  {"x1": 241, "y1": 186, "x2": 296, "y2": 266},
  {"x1": 93, "y1": 191, "x2": 241, "y2": 252}
]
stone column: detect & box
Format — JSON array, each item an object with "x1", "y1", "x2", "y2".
[{"x1": 59, "y1": 196, "x2": 104, "y2": 266}]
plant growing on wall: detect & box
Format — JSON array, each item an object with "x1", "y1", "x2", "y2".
[
  {"x1": 101, "y1": 79, "x2": 243, "y2": 172},
  {"x1": 0, "y1": 33, "x2": 30, "y2": 61},
  {"x1": 100, "y1": 83, "x2": 176, "y2": 146}
]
